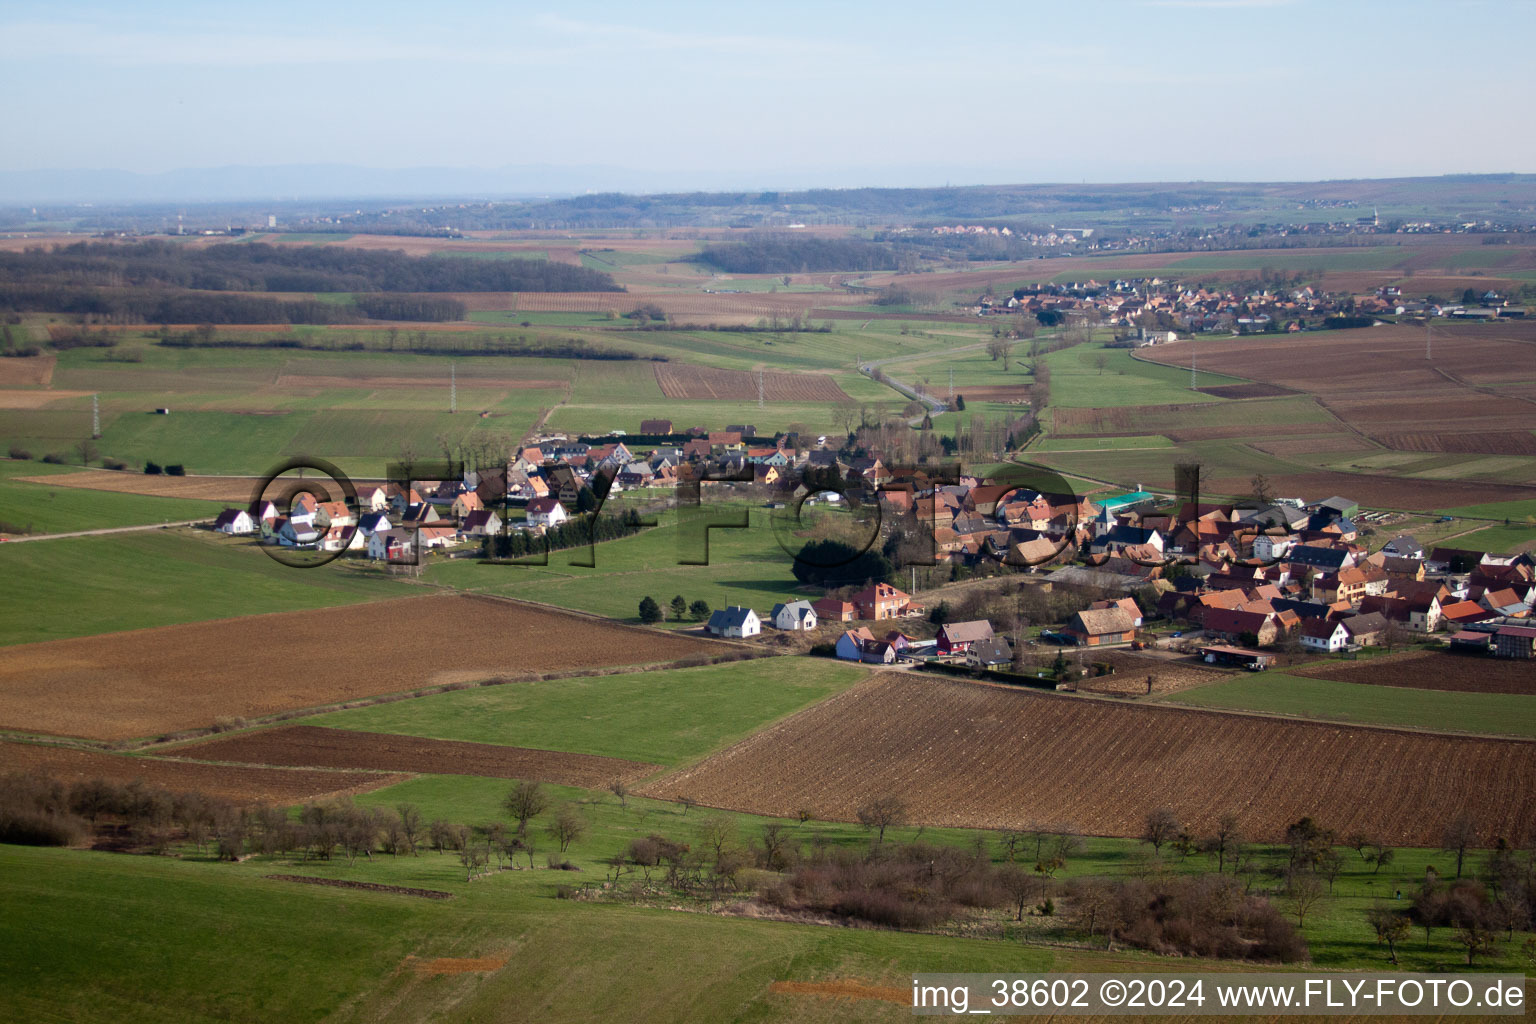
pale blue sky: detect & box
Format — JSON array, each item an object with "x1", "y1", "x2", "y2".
[{"x1": 2, "y1": 0, "x2": 1533, "y2": 188}]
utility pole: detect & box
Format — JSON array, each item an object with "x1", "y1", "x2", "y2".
[
  {"x1": 757, "y1": 369, "x2": 765, "y2": 409},
  {"x1": 91, "y1": 393, "x2": 100, "y2": 439},
  {"x1": 1190, "y1": 338, "x2": 1197, "y2": 390},
  {"x1": 450, "y1": 363, "x2": 457, "y2": 413},
  {"x1": 1425, "y1": 318, "x2": 1432, "y2": 360},
  {"x1": 949, "y1": 368, "x2": 954, "y2": 400}
]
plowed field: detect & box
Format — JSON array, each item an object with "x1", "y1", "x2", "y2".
[
  {"x1": 654, "y1": 364, "x2": 851, "y2": 402},
  {"x1": 1293, "y1": 651, "x2": 1536, "y2": 695},
  {"x1": 641, "y1": 673, "x2": 1536, "y2": 845},
  {"x1": 0, "y1": 594, "x2": 710, "y2": 741},
  {"x1": 0, "y1": 740, "x2": 405, "y2": 803},
  {"x1": 15, "y1": 471, "x2": 273, "y2": 502},
  {"x1": 173, "y1": 725, "x2": 660, "y2": 788},
  {"x1": 0, "y1": 355, "x2": 54, "y2": 387}
]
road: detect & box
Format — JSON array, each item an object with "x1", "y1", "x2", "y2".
[
  {"x1": 858, "y1": 338, "x2": 997, "y2": 420},
  {"x1": 1, "y1": 519, "x2": 210, "y2": 543}
]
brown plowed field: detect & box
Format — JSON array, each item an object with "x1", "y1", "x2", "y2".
[
  {"x1": 0, "y1": 355, "x2": 54, "y2": 387},
  {"x1": 1206, "y1": 471, "x2": 1535, "y2": 511},
  {"x1": 0, "y1": 594, "x2": 710, "y2": 741},
  {"x1": 1293, "y1": 651, "x2": 1536, "y2": 695},
  {"x1": 641, "y1": 673, "x2": 1536, "y2": 846},
  {"x1": 15, "y1": 471, "x2": 270, "y2": 502},
  {"x1": 173, "y1": 725, "x2": 660, "y2": 788},
  {"x1": 0, "y1": 740, "x2": 405, "y2": 803},
  {"x1": 1375, "y1": 431, "x2": 1536, "y2": 456},
  {"x1": 273, "y1": 374, "x2": 564, "y2": 391},
  {"x1": 1193, "y1": 383, "x2": 1297, "y2": 399},
  {"x1": 0, "y1": 388, "x2": 91, "y2": 408},
  {"x1": 953, "y1": 384, "x2": 1033, "y2": 403},
  {"x1": 1069, "y1": 652, "x2": 1232, "y2": 696},
  {"x1": 654, "y1": 363, "x2": 851, "y2": 402},
  {"x1": 1250, "y1": 436, "x2": 1374, "y2": 456}
]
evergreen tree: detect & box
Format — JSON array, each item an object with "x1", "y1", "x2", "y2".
[
  {"x1": 669, "y1": 595, "x2": 687, "y2": 619},
  {"x1": 689, "y1": 599, "x2": 711, "y2": 620},
  {"x1": 638, "y1": 596, "x2": 662, "y2": 624}
]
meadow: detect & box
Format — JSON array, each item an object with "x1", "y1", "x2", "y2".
[
  {"x1": 1162, "y1": 673, "x2": 1536, "y2": 738},
  {"x1": 0, "y1": 529, "x2": 404, "y2": 646},
  {"x1": 0, "y1": 459, "x2": 223, "y2": 534}
]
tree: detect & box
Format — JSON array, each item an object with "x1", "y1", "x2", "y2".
[
  {"x1": 669, "y1": 595, "x2": 687, "y2": 620},
  {"x1": 608, "y1": 779, "x2": 630, "y2": 809},
  {"x1": 503, "y1": 781, "x2": 548, "y2": 835},
  {"x1": 1284, "y1": 871, "x2": 1326, "y2": 928},
  {"x1": 1367, "y1": 903, "x2": 1411, "y2": 964},
  {"x1": 1442, "y1": 815, "x2": 1477, "y2": 878},
  {"x1": 1094, "y1": 353, "x2": 1108, "y2": 375},
  {"x1": 689, "y1": 599, "x2": 710, "y2": 620},
  {"x1": 575, "y1": 486, "x2": 597, "y2": 513},
  {"x1": 855, "y1": 795, "x2": 906, "y2": 843},
  {"x1": 1249, "y1": 473, "x2": 1273, "y2": 505},
  {"x1": 76, "y1": 439, "x2": 98, "y2": 465},
  {"x1": 546, "y1": 806, "x2": 587, "y2": 853},
  {"x1": 1204, "y1": 813, "x2": 1243, "y2": 874},
  {"x1": 955, "y1": 395, "x2": 966, "y2": 411},
  {"x1": 999, "y1": 864, "x2": 1036, "y2": 921},
  {"x1": 699, "y1": 815, "x2": 736, "y2": 862},
  {"x1": 638, "y1": 596, "x2": 662, "y2": 624},
  {"x1": 1142, "y1": 808, "x2": 1180, "y2": 855},
  {"x1": 396, "y1": 803, "x2": 422, "y2": 856}
]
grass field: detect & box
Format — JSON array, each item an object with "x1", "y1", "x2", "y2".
[
  {"x1": 304, "y1": 658, "x2": 867, "y2": 767},
  {"x1": 428, "y1": 506, "x2": 811, "y2": 623},
  {"x1": 0, "y1": 529, "x2": 403, "y2": 645},
  {"x1": 1438, "y1": 497, "x2": 1536, "y2": 521},
  {"x1": 1453, "y1": 523, "x2": 1536, "y2": 554},
  {"x1": 0, "y1": 460, "x2": 223, "y2": 534},
  {"x1": 1162, "y1": 673, "x2": 1536, "y2": 738},
  {"x1": 1043, "y1": 344, "x2": 1245, "y2": 408}
]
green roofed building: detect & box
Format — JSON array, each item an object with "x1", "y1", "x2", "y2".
[{"x1": 1098, "y1": 491, "x2": 1155, "y2": 514}]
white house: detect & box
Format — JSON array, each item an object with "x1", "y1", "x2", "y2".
[
  {"x1": 276, "y1": 518, "x2": 320, "y2": 548},
  {"x1": 1253, "y1": 533, "x2": 1294, "y2": 563},
  {"x1": 356, "y1": 512, "x2": 393, "y2": 538},
  {"x1": 526, "y1": 497, "x2": 569, "y2": 528},
  {"x1": 1300, "y1": 618, "x2": 1350, "y2": 652},
  {"x1": 769, "y1": 600, "x2": 818, "y2": 631},
  {"x1": 213, "y1": 509, "x2": 256, "y2": 535},
  {"x1": 355, "y1": 485, "x2": 389, "y2": 513},
  {"x1": 705, "y1": 605, "x2": 760, "y2": 638}
]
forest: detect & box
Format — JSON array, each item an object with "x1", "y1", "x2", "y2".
[{"x1": 698, "y1": 236, "x2": 899, "y2": 274}]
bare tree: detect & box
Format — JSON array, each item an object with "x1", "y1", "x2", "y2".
[
  {"x1": 1204, "y1": 813, "x2": 1243, "y2": 874},
  {"x1": 999, "y1": 863, "x2": 1037, "y2": 921},
  {"x1": 759, "y1": 821, "x2": 793, "y2": 870},
  {"x1": 1284, "y1": 871, "x2": 1326, "y2": 928},
  {"x1": 699, "y1": 815, "x2": 736, "y2": 863},
  {"x1": 546, "y1": 806, "x2": 587, "y2": 854},
  {"x1": 1367, "y1": 903, "x2": 1410, "y2": 964},
  {"x1": 1442, "y1": 816, "x2": 1478, "y2": 878},
  {"x1": 855, "y1": 795, "x2": 907, "y2": 843},
  {"x1": 608, "y1": 779, "x2": 631, "y2": 810},
  {"x1": 503, "y1": 780, "x2": 549, "y2": 835},
  {"x1": 1142, "y1": 808, "x2": 1180, "y2": 855},
  {"x1": 396, "y1": 803, "x2": 422, "y2": 856}
]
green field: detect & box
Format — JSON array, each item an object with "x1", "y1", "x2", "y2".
[
  {"x1": 1438, "y1": 497, "x2": 1536, "y2": 521},
  {"x1": 1453, "y1": 523, "x2": 1536, "y2": 554},
  {"x1": 0, "y1": 529, "x2": 403, "y2": 646},
  {"x1": 305, "y1": 657, "x2": 866, "y2": 767},
  {"x1": 1162, "y1": 673, "x2": 1536, "y2": 738},
  {"x1": 428, "y1": 506, "x2": 812, "y2": 623},
  {"x1": 0, "y1": 460, "x2": 223, "y2": 534},
  {"x1": 1043, "y1": 344, "x2": 1246, "y2": 409},
  {"x1": 1029, "y1": 434, "x2": 1174, "y2": 452}
]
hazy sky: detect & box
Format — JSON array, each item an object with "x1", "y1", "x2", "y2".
[{"x1": 3, "y1": 0, "x2": 1533, "y2": 188}]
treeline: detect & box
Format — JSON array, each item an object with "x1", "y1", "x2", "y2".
[
  {"x1": 698, "y1": 236, "x2": 898, "y2": 274},
  {"x1": 156, "y1": 327, "x2": 657, "y2": 361},
  {"x1": 0, "y1": 284, "x2": 348, "y2": 324},
  {"x1": 0, "y1": 241, "x2": 620, "y2": 294},
  {"x1": 352, "y1": 294, "x2": 467, "y2": 322}
]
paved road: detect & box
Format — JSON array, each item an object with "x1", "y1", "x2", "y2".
[{"x1": 1, "y1": 519, "x2": 210, "y2": 543}]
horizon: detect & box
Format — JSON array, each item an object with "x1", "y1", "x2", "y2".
[{"x1": 3, "y1": 0, "x2": 1534, "y2": 200}]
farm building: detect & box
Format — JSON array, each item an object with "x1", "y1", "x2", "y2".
[
  {"x1": 1495, "y1": 625, "x2": 1536, "y2": 659},
  {"x1": 936, "y1": 620, "x2": 994, "y2": 655},
  {"x1": 965, "y1": 637, "x2": 1014, "y2": 668},
  {"x1": 769, "y1": 601, "x2": 818, "y2": 631},
  {"x1": 1199, "y1": 645, "x2": 1274, "y2": 670},
  {"x1": 1342, "y1": 611, "x2": 1389, "y2": 646},
  {"x1": 212, "y1": 509, "x2": 256, "y2": 536},
  {"x1": 835, "y1": 627, "x2": 876, "y2": 661},
  {"x1": 706, "y1": 606, "x2": 760, "y2": 639},
  {"x1": 640, "y1": 418, "x2": 673, "y2": 434},
  {"x1": 850, "y1": 582, "x2": 913, "y2": 621},
  {"x1": 1201, "y1": 608, "x2": 1280, "y2": 647},
  {"x1": 812, "y1": 598, "x2": 856, "y2": 622},
  {"x1": 1062, "y1": 607, "x2": 1137, "y2": 647},
  {"x1": 1087, "y1": 597, "x2": 1143, "y2": 628}
]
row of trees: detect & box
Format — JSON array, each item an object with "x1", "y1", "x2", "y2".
[
  {"x1": 699, "y1": 237, "x2": 898, "y2": 274},
  {"x1": 486, "y1": 509, "x2": 646, "y2": 560},
  {"x1": 638, "y1": 595, "x2": 711, "y2": 624}
]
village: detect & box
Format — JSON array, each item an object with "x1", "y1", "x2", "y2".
[{"x1": 210, "y1": 419, "x2": 1536, "y2": 679}]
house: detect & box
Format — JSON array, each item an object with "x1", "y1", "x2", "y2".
[
  {"x1": 1494, "y1": 625, "x2": 1536, "y2": 659},
  {"x1": 937, "y1": 620, "x2": 993, "y2": 655},
  {"x1": 1088, "y1": 597, "x2": 1143, "y2": 628},
  {"x1": 850, "y1": 582, "x2": 912, "y2": 621},
  {"x1": 1289, "y1": 545, "x2": 1355, "y2": 572},
  {"x1": 835, "y1": 627, "x2": 876, "y2": 661},
  {"x1": 1300, "y1": 617, "x2": 1350, "y2": 652},
  {"x1": 526, "y1": 497, "x2": 569, "y2": 528},
  {"x1": 812, "y1": 598, "x2": 856, "y2": 622},
  {"x1": 1358, "y1": 593, "x2": 1442, "y2": 633},
  {"x1": 705, "y1": 605, "x2": 760, "y2": 638},
  {"x1": 401, "y1": 503, "x2": 440, "y2": 526},
  {"x1": 213, "y1": 509, "x2": 256, "y2": 535},
  {"x1": 354, "y1": 485, "x2": 389, "y2": 513},
  {"x1": 1201, "y1": 608, "x2": 1280, "y2": 647},
  {"x1": 860, "y1": 641, "x2": 897, "y2": 665},
  {"x1": 275, "y1": 517, "x2": 320, "y2": 548},
  {"x1": 966, "y1": 636, "x2": 1014, "y2": 668},
  {"x1": 450, "y1": 492, "x2": 483, "y2": 519},
  {"x1": 640, "y1": 418, "x2": 673, "y2": 434},
  {"x1": 317, "y1": 501, "x2": 355, "y2": 529},
  {"x1": 366, "y1": 528, "x2": 416, "y2": 562},
  {"x1": 1342, "y1": 611, "x2": 1389, "y2": 646},
  {"x1": 1382, "y1": 535, "x2": 1425, "y2": 560},
  {"x1": 458, "y1": 509, "x2": 503, "y2": 537},
  {"x1": 416, "y1": 524, "x2": 458, "y2": 549},
  {"x1": 1062, "y1": 607, "x2": 1138, "y2": 646},
  {"x1": 247, "y1": 498, "x2": 278, "y2": 524},
  {"x1": 356, "y1": 512, "x2": 393, "y2": 538},
  {"x1": 769, "y1": 600, "x2": 818, "y2": 631}
]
